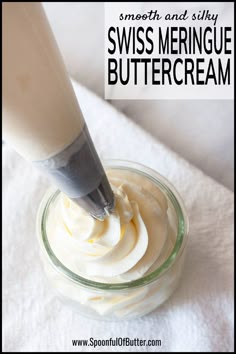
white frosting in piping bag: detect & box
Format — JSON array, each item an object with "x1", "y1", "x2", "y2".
[{"x1": 3, "y1": 3, "x2": 84, "y2": 162}]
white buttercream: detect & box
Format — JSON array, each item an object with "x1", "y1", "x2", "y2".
[
  {"x1": 41, "y1": 168, "x2": 184, "y2": 319},
  {"x1": 47, "y1": 170, "x2": 176, "y2": 283}
]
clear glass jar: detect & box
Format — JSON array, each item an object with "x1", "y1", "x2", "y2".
[{"x1": 36, "y1": 160, "x2": 189, "y2": 320}]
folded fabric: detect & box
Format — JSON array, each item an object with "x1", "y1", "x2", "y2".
[{"x1": 3, "y1": 80, "x2": 233, "y2": 352}]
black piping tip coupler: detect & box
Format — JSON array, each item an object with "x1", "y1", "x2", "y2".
[{"x1": 34, "y1": 125, "x2": 115, "y2": 220}]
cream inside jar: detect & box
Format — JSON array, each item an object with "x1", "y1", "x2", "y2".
[{"x1": 46, "y1": 168, "x2": 178, "y2": 284}]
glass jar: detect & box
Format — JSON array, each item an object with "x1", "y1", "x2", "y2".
[{"x1": 36, "y1": 160, "x2": 189, "y2": 320}]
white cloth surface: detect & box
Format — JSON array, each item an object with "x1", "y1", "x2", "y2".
[{"x1": 3, "y1": 80, "x2": 234, "y2": 352}]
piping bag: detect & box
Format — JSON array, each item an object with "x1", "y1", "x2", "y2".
[{"x1": 2, "y1": 3, "x2": 115, "y2": 220}]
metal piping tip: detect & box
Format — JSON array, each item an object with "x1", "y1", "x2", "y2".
[
  {"x1": 104, "y1": 206, "x2": 111, "y2": 216},
  {"x1": 72, "y1": 175, "x2": 115, "y2": 221},
  {"x1": 91, "y1": 196, "x2": 115, "y2": 221}
]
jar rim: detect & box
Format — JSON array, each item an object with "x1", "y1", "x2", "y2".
[{"x1": 37, "y1": 159, "x2": 189, "y2": 290}]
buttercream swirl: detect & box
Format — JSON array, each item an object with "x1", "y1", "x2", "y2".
[{"x1": 47, "y1": 170, "x2": 176, "y2": 283}]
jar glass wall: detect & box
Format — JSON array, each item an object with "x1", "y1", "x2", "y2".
[{"x1": 36, "y1": 160, "x2": 189, "y2": 320}]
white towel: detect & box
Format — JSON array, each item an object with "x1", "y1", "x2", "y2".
[{"x1": 3, "y1": 80, "x2": 234, "y2": 352}]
